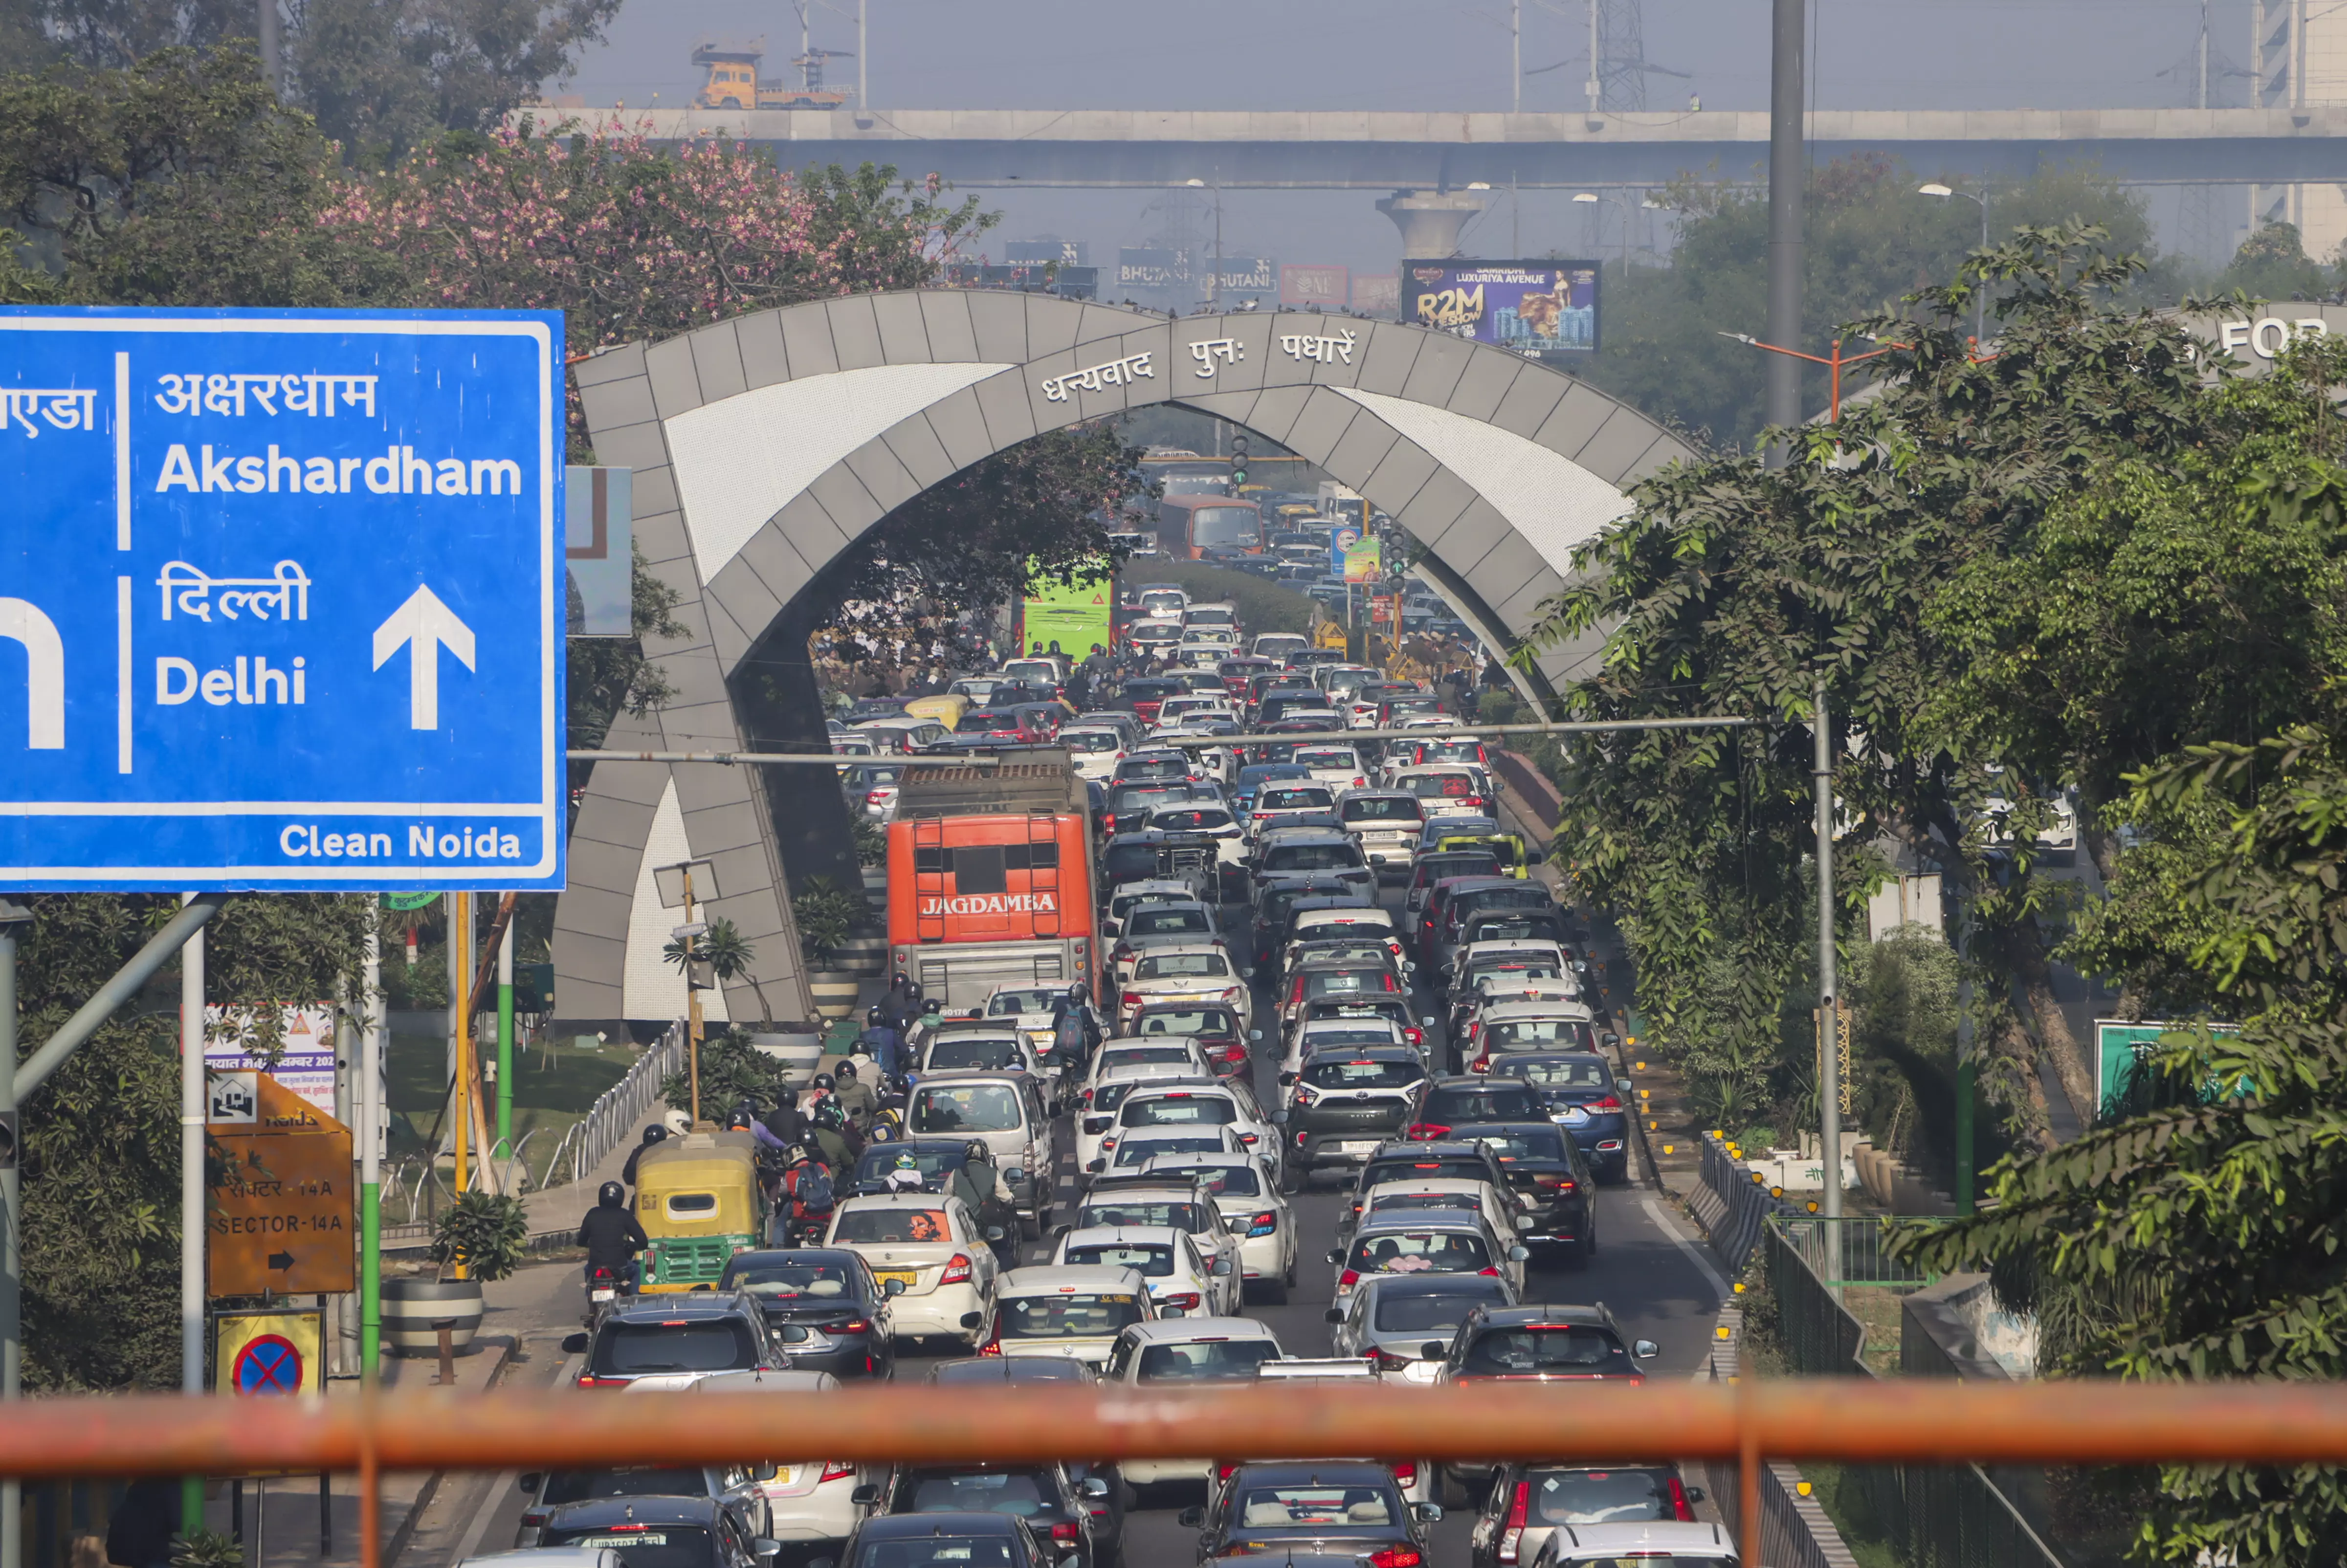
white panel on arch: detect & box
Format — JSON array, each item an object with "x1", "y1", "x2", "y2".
[
  {"x1": 622, "y1": 779, "x2": 730, "y2": 1024},
  {"x1": 1329, "y1": 386, "x2": 1632, "y2": 574},
  {"x1": 664, "y1": 362, "x2": 1012, "y2": 577}
]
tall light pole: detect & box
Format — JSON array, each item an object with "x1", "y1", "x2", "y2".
[
  {"x1": 1764, "y1": 0, "x2": 1806, "y2": 462},
  {"x1": 0, "y1": 900, "x2": 25, "y2": 1568},
  {"x1": 1919, "y1": 182, "x2": 1990, "y2": 344},
  {"x1": 1185, "y1": 177, "x2": 1222, "y2": 309},
  {"x1": 1512, "y1": 0, "x2": 1522, "y2": 112},
  {"x1": 1812, "y1": 674, "x2": 1844, "y2": 1275},
  {"x1": 858, "y1": 0, "x2": 867, "y2": 108}
]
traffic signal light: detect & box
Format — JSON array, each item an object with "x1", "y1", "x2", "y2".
[{"x1": 1230, "y1": 432, "x2": 1248, "y2": 487}]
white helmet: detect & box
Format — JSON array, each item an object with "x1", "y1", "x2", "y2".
[{"x1": 662, "y1": 1107, "x2": 691, "y2": 1137}]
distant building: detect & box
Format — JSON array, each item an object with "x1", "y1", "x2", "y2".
[{"x1": 2254, "y1": 0, "x2": 2347, "y2": 263}]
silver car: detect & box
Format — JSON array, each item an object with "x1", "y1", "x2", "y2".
[{"x1": 1327, "y1": 1271, "x2": 1518, "y2": 1375}]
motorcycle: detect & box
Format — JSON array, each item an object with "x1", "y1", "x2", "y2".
[{"x1": 583, "y1": 1263, "x2": 629, "y2": 1332}]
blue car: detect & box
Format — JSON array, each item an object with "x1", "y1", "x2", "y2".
[
  {"x1": 1233, "y1": 762, "x2": 1311, "y2": 815},
  {"x1": 1485, "y1": 1051, "x2": 1631, "y2": 1184}
]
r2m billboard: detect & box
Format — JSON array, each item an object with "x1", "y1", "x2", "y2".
[{"x1": 1403, "y1": 261, "x2": 1600, "y2": 356}]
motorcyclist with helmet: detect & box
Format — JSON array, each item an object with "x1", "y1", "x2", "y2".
[
  {"x1": 775, "y1": 1144, "x2": 838, "y2": 1246},
  {"x1": 832, "y1": 1058, "x2": 880, "y2": 1128},
  {"x1": 576, "y1": 1180, "x2": 647, "y2": 1291},
  {"x1": 803, "y1": 1090, "x2": 859, "y2": 1172},
  {"x1": 620, "y1": 1124, "x2": 668, "y2": 1189}
]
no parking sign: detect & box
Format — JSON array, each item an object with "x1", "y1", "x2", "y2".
[{"x1": 215, "y1": 1309, "x2": 323, "y2": 1398}]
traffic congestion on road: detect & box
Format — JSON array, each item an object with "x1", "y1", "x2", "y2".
[{"x1": 522, "y1": 567, "x2": 1733, "y2": 1568}]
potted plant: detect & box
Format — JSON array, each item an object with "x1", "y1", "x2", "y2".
[
  {"x1": 383, "y1": 1190, "x2": 527, "y2": 1355},
  {"x1": 796, "y1": 876, "x2": 866, "y2": 1020}
]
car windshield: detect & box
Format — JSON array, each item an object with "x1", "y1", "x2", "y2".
[
  {"x1": 1153, "y1": 1162, "x2": 1261, "y2": 1196},
  {"x1": 1473, "y1": 1127, "x2": 1570, "y2": 1162},
  {"x1": 1423, "y1": 1086, "x2": 1540, "y2": 1123},
  {"x1": 909, "y1": 1084, "x2": 1023, "y2": 1134},
  {"x1": 902, "y1": 1470, "x2": 1057, "y2": 1518},
  {"x1": 1081, "y1": 1200, "x2": 1210, "y2": 1232},
  {"x1": 540, "y1": 1468, "x2": 710, "y2": 1506},
  {"x1": 1136, "y1": 1007, "x2": 1239, "y2": 1035},
  {"x1": 1402, "y1": 774, "x2": 1478, "y2": 798},
  {"x1": 1124, "y1": 1095, "x2": 1239, "y2": 1127},
  {"x1": 1497, "y1": 1058, "x2": 1610, "y2": 1088},
  {"x1": 1134, "y1": 1339, "x2": 1282, "y2": 1381},
  {"x1": 1294, "y1": 750, "x2": 1358, "y2": 769},
  {"x1": 1460, "y1": 1325, "x2": 1633, "y2": 1375},
  {"x1": 1001, "y1": 1293, "x2": 1148, "y2": 1339},
  {"x1": 1372, "y1": 1283, "x2": 1509, "y2": 1333},
  {"x1": 543, "y1": 1524, "x2": 715, "y2": 1568},
  {"x1": 1346, "y1": 1230, "x2": 1493, "y2": 1276},
  {"x1": 988, "y1": 990, "x2": 1061, "y2": 1016},
  {"x1": 1101, "y1": 1045, "x2": 1198, "y2": 1068},
  {"x1": 1128, "y1": 909, "x2": 1212, "y2": 937},
  {"x1": 1062, "y1": 731, "x2": 1120, "y2": 753},
  {"x1": 1232, "y1": 1485, "x2": 1397, "y2": 1530},
  {"x1": 1342, "y1": 797, "x2": 1422, "y2": 822},
  {"x1": 1259, "y1": 787, "x2": 1336, "y2": 811},
  {"x1": 1064, "y1": 1243, "x2": 1174, "y2": 1277},
  {"x1": 1301, "y1": 1058, "x2": 1423, "y2": 1090},
  {"x1": 852, "y1": 1535, "x2": 1023, "y2": 1568},
  {"x1": 1526, "y1": 1467, "x2": 1681, "y2": 1524},
  {"x1": 1364, "y1": 1157, "x2": 1488, "y2": 1188},
  {"x1": 1136, "y1": 953, "x2": 1229, "y2": 980},
  {"x1": 1113, "y1": 1134, "x2": 1226, "y2": 1165},
  {"x1": 719, "y1": 1258, "x2": 858, "y2": 1299},
  {"x1": 1262, "y1": 843, "x2": 1362, "y2": 871},
  {"x1": 590, "y1": 1321, "x2": 758, "y2": 1376},
  {"x1": 833, "y1": 1207, "x2": 953, "y2": 1244},
  {"x1": 1303, "y1": 970, "x2": 1392, "y2": 998},
  {"x1": 1301, "y1": 1026, "x2": 1395, "y2": 1050},
  {"x1": 1487, "y1": 1018, "x2": 1599, "y2": 1052},
  {"x1": 929, "y1": 1038, "x2": 1023, "y2": 1071}
]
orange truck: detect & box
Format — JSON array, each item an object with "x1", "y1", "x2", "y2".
[{"x1": 886, "y1": 754, "x2": 1099, "y2": 1007}]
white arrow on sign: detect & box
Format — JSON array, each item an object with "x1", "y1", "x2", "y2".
[
  {"x1": 0, "y1": 597, "x2": 64, "y2": 750},
  {"x1": 372, "y1": 585, "x2": 476, "y2": 731}
]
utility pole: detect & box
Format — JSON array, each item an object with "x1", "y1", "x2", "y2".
[
  {"x1": 859, "y1": 0, "x2": 868, "y2": 108},
  {"x1": 0, "y1": 900, "x2": 26, "y2": 1568},
  {"x1": 1764, "y1": 0, "x2": 1806, "y2": 460},
  {"x1": 1513, "y1": 0, "x2": 1522, "y2": 112},
  {"x1": 1811, "y1": 675, "x2": 1844, "y2": 1285},
  {"x1": 1955, "y1": 900, "x2": 1975, "y2": 1216},
  {"x1": 361, "y1": 919, "x2": 382, "y2": 1374},
  {"x1": 451, "y1": 893, "x2": 471, "y2": 1212},
  {"x1": 179, "y1": 894, "x2": 205, "y2": 1536},
  {"x1": 258, "y1": 0, "x2": 281, "y2": 96},
  {"x1": 1586, "y1": 0, "x2": 1601, "y2": 115},
  {"x1": 496, "y1": 919, "x2": 514, "y2": 1160},
  {"x1": 684, "y1": 870, "x2": 704, "y2": 1125}
]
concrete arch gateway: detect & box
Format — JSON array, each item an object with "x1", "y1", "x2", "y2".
[{"x1": 554, "y1": 292, "x2": 1693, "y2": 1025}]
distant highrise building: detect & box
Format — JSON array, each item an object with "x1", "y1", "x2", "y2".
[{"x1": 2252, "y1": 0, "x2": 2347, "y2": 264}]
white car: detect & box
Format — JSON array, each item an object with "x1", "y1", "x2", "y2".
[
  {"x1": 1252, "y1": 632, "x2": 1309, "y2": 661},
  {"x1": 821, "y1": 1193, "x2": 1001, "y2": 1348},
  {"x1": 1081, "y1": 1036, "x2": 1215, "y2": 1097},
  {"x1": 1462, "y1": 997, "x2": 1603, "y2": 1074},
  {"x1": 1158, "y1": 694, "x2": 1238, "y2": 727},
  {"x1": 1532, "y1": 1523, "x2": 1739, "y2": 1568},
  {"x1": 984, "y1": 1265, "x2": 1158, "y2": 1366},
  {"x1": 1091, "y1": 1123, "x2": 1248, "y2": 1181},
  {"x1": 1073, "y1": 1178, "x2": 1245, "y2": 1303},
  {"x1": 1107, "y1": 1080, "x2": 1281, "y2": 1175},
  {"x1": 1111, "y1": 902, "x2": 1221, "y2": 986},
  {"x1": 1118, "y1": 942, "x2": 1251, "y2": 1033},
  {"x1": 1050, "y1": 1224, "x2": 1236, "y2": 1319},
  {"x1": 1077, "y1": 1060, "x2": 1212, "y2": 1172},
  {"x1": 1244, "y1": 781, "x2": 1339, "y2": 840},
  {"x1": 1352, "y1": 1175, "x2": 1525, "y2": 1252},
  {"x1": 1277, "y1": 1015, "x2": 1416, "y2": 1082},
  {"x1": 915, "y1": 1025, "x2": 1050, "y2": 1090},
  {"x1": 1105, "y1": 879, "x2": 1198, "y2": 940},
  {"x1": 1060, "y1": 726, "x2": 1129, "y2": 782},
  {"x1": 1335, "y1": 790, "x2": 1428, "y2": 874},
  {"x1": 1137, "y1": 1152, "x2": 1297, "y2": 1305},
  {"x1": 1101, "y1": 1319, "x2": 1287, "y2": 1484},
  {"x1": 622, "y1": 1369, "x2": 872, "y2": 1552},
  {"x1": 1291, "y1": 744, "x2": 1371, "y2": 794},
  {"x1": 1136, "y1": 587, "x2": 1190, "y2": 620}
]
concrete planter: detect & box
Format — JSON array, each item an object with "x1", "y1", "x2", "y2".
[
  {"x1": 746, "y1": 1029, "x2": 829, "y2": 1087},
  {"x1": 808, "y1": 970, "x2": 860, "y2": 1020},
  {"x1": 835, "y1": 935, "x2": 889, "y2": 976},
  {"x1": 382, "y1": 1276, "x2": 484, "y2": 1355}
]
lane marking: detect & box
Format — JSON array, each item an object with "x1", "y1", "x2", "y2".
[
  {"x1": 447, "y1": 1350, "x2": 579, "y2": 1561},
  {"x1": 1640, "y1": 1195, "x2": 1730, "y2": 1301}
]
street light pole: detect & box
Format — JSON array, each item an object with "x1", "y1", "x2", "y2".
[
  {"x1": 0, "y1": 900, "x2": 25, "y2": 1568},
  {"x1": 1920, "y1": 182, "x2": 1991, "y2": 344},
  {"x1": 1812, "y1": 674, "x2": 1845, "y2": 1285},
  {"x1": 179, "y1": 893, "x2": 206, "y2": 1535},
  {"x1": 1764, "y1": 0, "x2": 1806, "y2": 461}
]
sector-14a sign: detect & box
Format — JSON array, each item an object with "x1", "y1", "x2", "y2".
[{"x1": 0, "y1": 308, "x2": 565, "y2": 891}]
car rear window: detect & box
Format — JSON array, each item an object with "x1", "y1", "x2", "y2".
[
  {"x1": 1152, "y1": 1162, "x2": 1262, "y2": 1196},
  {"x1": 1134, "y1": 1338, "x2": 1282, "y2": 1381},
  {"x1": 1344, "y1": 1229, "x2": 1494, "y2": 1276},
  {"x1": 1112, "y1": 1133, "x2": 1227, "y2": 1165},
  {"x1": 832, "y1": 1208, "x2": 952, "y2": 1244},
  {"x1": 1080, "y1": 1199, "x2": 1210, "y2": 1232},
  {"x1": 908, "y1": 1083, "x2": 1024, "y2": 1134},
  {"x1": 1364, "y1": 1156, "x2": 1487, "y2": 1188},
  {"x1": 1258, "y1": 786, "x2": 1336, "y2": 811},
  {"x1": 1134, "y1": 1007, "x2": 1239, "y2": 1035},
  {"x1": 1123, "y1": 1095, "x2": 1239, "y2": 1127},
  {"x1": 1262, "y1": 842, "x2": 1364, "y2": 872},
  {"x1": 1232, "y1": 1484, "x2": 1396, "y2": 1528},
  {"x1": 1128, "y1": 908, "x2": 1212, "y2": 937},
  {"x1": 1525, "y1": 1465, "x2": 1682, "y2": 1524},
  {"x1": 903, "y1": 1469, "x2": 1057, "y2": 1515},
  {"x1": 1495, "y1": 1057, "x2": 1610, "y2": 1088},
  {"x1": 1341, "y1": 796, "x2": 1423, "y2": 822},
  {"x1": 1372, "y1": 1281, "x2": 1510, "y2": 1332},
  {"x1": 1402, "y1": 773, "x2": 1478, "y2": 798},
  {"x1": 1000, "y1": 1294, "x2": 1147, "y2": 1340},
  {"x1": 544, "y1": 1524, "x2": 714, "y2": 1568},
  {"x1": 1486, "y1": 1017, "x2": 1599, "y2": 1052},
  {"x1": 1136, "y1": 952, "x2": 1230, "y2": 979},
  {"x1": 1472, "y1": 1127, "x2": 1570, "y2": 1163},
  {"x1": 540, "y1": 1468, "x2": 709, "y2": 1505},
  {"x1": 590, "y1": 1320, "x2": 759, "y2": 1376},
  {"x1": 1460, "y1": 1325, "x2": 1632, "y2": 1375},
  {"x1": 1423, "y1": 1085, "x2": 1541, "y2": 1123},
  {"x1": 1301, "y1": 969, "x2": 1395, "y2": 999},
  {"x1": 853, "y1": 1533, "x2": 1022, "y2": 1568},
  {"x1": 928, "y1": 1038, "x2": 1022, "y2": 1071},
  {"x1": 1064, "y1": 1243, "x2": 1174, "y2": 1277},
  {"x1": 1301, "y1": 1058, "x2": 1423, "y2": 1090}
]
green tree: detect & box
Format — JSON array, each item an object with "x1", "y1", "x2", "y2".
[
  {"x1": 1574, "y1": 156, "x2": 2167, "y2": 449},
  {"x1": 1900, "y1": 727, "x2": 2347, "y2": 1565},
  {"x1": 2216, "y1": 220, "x2": 2334, "y2": 304}
]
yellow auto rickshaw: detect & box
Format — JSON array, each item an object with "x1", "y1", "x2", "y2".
[
  {"x1": 902, "y1": 693, "x2": 972, "y2": 728},
  {"x1": 1437, "y1": 829, "x2": 1531, "y2": 878},
  {"x1": 633, "y1": 1129, "x2": 767, "y2": 1292}
]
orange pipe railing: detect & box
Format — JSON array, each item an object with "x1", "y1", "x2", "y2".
[{"x1": 8, "y1": 1382, "x2": 2344, "y2": 1567}]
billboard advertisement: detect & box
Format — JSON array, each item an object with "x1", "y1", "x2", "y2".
[
  {"x1": 1203, "y1": 258, "x2": 1275, "y2": 300},
  {"x1": 1352, "y1": 274, "x2": 1399, "y2": 314},
  {"x1": 1281, "y1": 265, "x2": 1349, "y2": 308},
  {"x1": 1118, "y1": 247, "x2": 1190, "y2": 290},
  {"x1": 1403, "y1": 261, "x2": 1600, "y2": 355}
]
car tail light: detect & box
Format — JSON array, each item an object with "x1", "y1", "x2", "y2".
[
  {"x1": 1534, "y1": 1175, "x2": 1576, "y2": 1193},
  {"x1": 841, "y1": 1319, "x2": 869, "y2": 1333},
  {"x1": 1390, "y1": 1461, "x2": 1417, "y2": 1485},
  {"x1": 1291, "y1": 1083, "x2": 1318, "y2": 1106},
  {"x1": 1247, "y1": 1211, "x2": 1278, "y2": 1237},
  {"x1": 520, "y1": 1510, "x2": 549, "y2": 1528},
  {"x1": 1404, "y1": 1027, "x2": 1423, "y2": 1047},
  {"x1": 1590, "y1": 1094, "x2": 1622, "y2": 1111},
  {"x1": 821, "y1": 1462, "x2": 858, "y2": 1483},
  {"x1": 978, "y1": 1318, "x2": 1002, "y2": 1355},
  {"x1": 1373, "y1": 1347, "x2": 1417, "y2": 1372},
  {"x1": 1217, "y1": 1461, "x2": 1242, "y2": 1482},
  {"x1": 1050, "y1": 1521, "x2": 1083, "y2": 1548},
  {"x1": 864, "y1": 790, "x2": 886, "y2": 805},
  {"x1": 1406, "y1": 1123, "x2": 1450, "y2": 1140},
  {"x1": 1470, "y1": 1057, "x2": 1490, "y2": 1074},
  {"x1": 1368, "y1": 1548, "x2": 1422, "y2": 1568},
  {"x1": 1668, "y1": 1474, "x2": 1695, "y2": 1521},
  {"x1": 1122, "y1": 992, "x2": 1142, "y2": 1008},
  {"x1": 941, "y1": 1253, "x2": 974, "y2": 1285},
  {"x1": 1337, "y1": 1269, "x2": 1360, "y2": 1288},
  {"x1": 1477, "y1": 1265, "x2": 1501, "y2": 1277},
  {"x1": 576, "y1": 1374, "x2": 631, "y2": 1389},
  {"x1": 1497, "y1": 1481, "x2": 1530, "y2": 1563},
  {"x1": 1160, "y1": 1292, "x2": 1200, "y2": 1310},
  {"x1": 1238, "y1": 1131, "x2": 1259, "y2": 1145}
]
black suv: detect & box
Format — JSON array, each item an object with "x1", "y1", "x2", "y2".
[
  {"x1": 1248, "y1": 829, "x2": 1374, "y2": 903},
  {"x1": 1283, "y1": 1045, "x2": 1428, "y2": 1179},
  {"x1": 1248, "y1": 877, "x2": 1364, "y2": 966},
  {"x1": 1435, "y1": 1303, "x2": 1657, "y2": 1384},
  {"x1": 1340, "y1": 1139, "x2": 1511, "y2": 1233},
  {"x1": 571, "y1": 1293, "x2": 783, "y2": 1388},
  {"x1": 1403, "y1": 1076, "x2": 1544, "y2": 1141},
  {"x1": 539, "y1": 1495, "x2": 774, "y2": 1568},
  {"x1": 1469, "y1": 1122, "x2": 1596, "y2": 1263},
  {"x1": 715, "y1": 1248, "x2": 898, "y2": 1380},
  {"x1": 1179, "y1": 1461, "x2": 1435, "y2": 1568}
]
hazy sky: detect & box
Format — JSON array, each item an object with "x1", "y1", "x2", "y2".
[{"x1": 560, "y1": 0, "x2": 2253, "y2": 282}]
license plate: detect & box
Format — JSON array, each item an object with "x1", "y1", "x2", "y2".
[
  {"x1": 874, "y1": 1270, "x2": 918, "y2": 1289},
  {"x1": 590, "y1": 1288, "x2": 616, "y2": 1302},
  {"x1": 768, "y1": 1467, "x2": 795, "y2": 1486},
  {"x1": 1340, "y1": 1140, "x2": 1380, "y2": 1154}
]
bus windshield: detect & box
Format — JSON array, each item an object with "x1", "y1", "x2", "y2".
[{"x1": 1189, "y1": 508, "x2": 1261, "y2": 548}]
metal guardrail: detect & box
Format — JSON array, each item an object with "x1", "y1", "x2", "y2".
[
  {"x1": 538, "y1": 1023, "x2": 684, "y2": 1193},
  {"x1": 1775, "y1": 1214, "x2": 1947, "y2": 1289},
  {"x1": 1765, "y1": 1219, "x2": 2067, "y2": 1568},
  {"x1": 1693, "y1": 1130, "x2": 1801, "y2": 1271}
]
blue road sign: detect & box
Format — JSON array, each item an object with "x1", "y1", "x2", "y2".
[{"x1": 0, "y1": 308, "x2": 564, "y2": 891}]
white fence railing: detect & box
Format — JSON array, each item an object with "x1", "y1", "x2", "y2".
[{"x1": 539, "y1": 1023, "x2": 685, "y2": 1191}]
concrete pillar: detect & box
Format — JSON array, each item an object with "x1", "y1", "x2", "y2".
[{"x1": 1377, "y1": 190, "x2": 1489, "y2": 262}]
